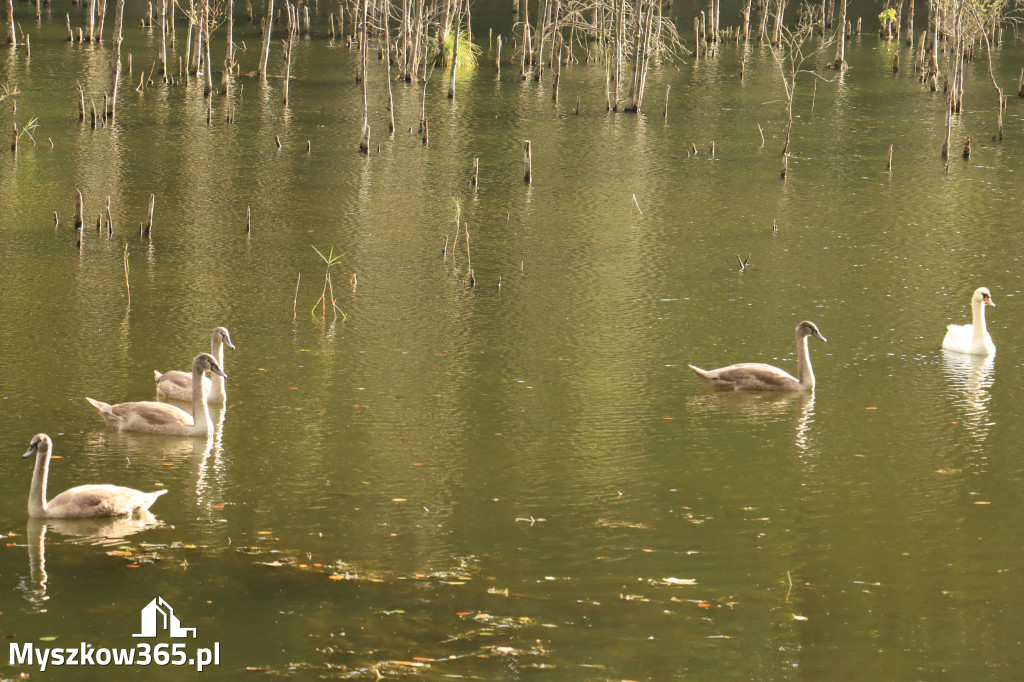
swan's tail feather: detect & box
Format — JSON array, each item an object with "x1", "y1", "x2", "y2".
[
  {"x1": 153, "y1": 370, "x2": 163, "y2": 380},
  {"x1": 85, "y1": 397, "x2": 124, "y2": 423},
  {"x1": 688, "y1": 365, "x2": 708, "y2": 377}
]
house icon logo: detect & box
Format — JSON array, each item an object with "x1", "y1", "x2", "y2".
[{"x1": 133, "y1": 597, "x2": 197, "y2": 638}]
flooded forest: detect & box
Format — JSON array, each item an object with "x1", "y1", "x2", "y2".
[{"x1": 3, "y1": 0, "x2": 1024, "y2": 679}]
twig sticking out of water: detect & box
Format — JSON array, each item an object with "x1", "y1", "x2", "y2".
[
  {"x1": 464, "y1": 223, "x2": 473, "y2": 286},
  {"x1": 737, "y1": 254, "x2": 751, "y2": 272},
  {"x1": 123, "y1": 243, "x2": 131, "y2": 306},
  {"x1": 450, "y1": 198, "x2": 462, "y2": 257}
]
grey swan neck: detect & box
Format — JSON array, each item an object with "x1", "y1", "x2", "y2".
[
  {"x1": 211, "y1": 337, "x2": 226, "y2": 400},
  {"x1": 191, "y1": 361, "x2": 212, "y2": 436},
  {"x1": 795, "y1": 331, "x2": 815, "y2": 390},
  {"x1": 28, "y1": 446, "x2": 50, "y2": 517}
]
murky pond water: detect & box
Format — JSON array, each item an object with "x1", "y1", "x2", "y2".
[{"x1": 3, "y1": 2, "x2": 1024, "y2": 679}]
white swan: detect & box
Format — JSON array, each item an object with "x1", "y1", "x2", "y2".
[
  {"x1": 87, "y1": 353, "x2": 226, "y2": 436},
  {"x1": 942, "y1": 287, "x2": 995, "y2": 356},
  {"x1": 22, "y1": 434, "x2": 167, "y2": 519},
  {"x1": 689, "y1": 321, "x2": 827, "y2": 391},
  {"x1": 154, "y1": 326, "x2": 234, "y2": 402}
]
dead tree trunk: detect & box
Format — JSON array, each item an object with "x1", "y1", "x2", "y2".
[
  {"x1": 105, "y1": 0, "x2": 125, "y2": 120},
  {"x1": 359, "y1": 0, "x2": 370, "y2": 152},
  {"x1": 448, "y1": 0, "x2": 461, "y2": 98},
  {"x1": 257, "y1": 0, "x2": 274, "y2": 79},
  {"x1": 906, "y1": 0, "x2": 914, "y2": 46},
  {"x1": 383, "y1": 0, "x2": 396, "y2": 132},
  {"x1": 86, "y1": 0, "x2": 96, "y2": 42},
  {"x1": 202, "y1": 0, "x2": 214, "y2": 96},
  {"x1": 283, "y1": 3, "x2": 293, "y2": 103},
  {"x1": 6, "y1": 0, "x2": 15, "y2": 44},
  {"x1": 160, "y1": 0, "x2": 168, "y2": 75},
  {"x1": 222, "y1": 0, "x2": 234, "y2": 93},
  {"x1": 833, "y1": 0, "x2": 847, "y2": 70}
]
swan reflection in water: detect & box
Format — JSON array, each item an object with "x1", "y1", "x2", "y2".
[
  {"x1": 21, "y1": 513, "x2": 162, "y2": 609},
  {"x1": 941, "y1": 350, "x2": 995, "y2": 444},
  {"x1": 86, "y1": 401, "x2": 226, "y2": 514},
  {"x1": 686, "y1": 389, "x2": 818, "y2": 454},
  {"x1": 194, "y1": 402, "x2": 227, "y2": 515}
]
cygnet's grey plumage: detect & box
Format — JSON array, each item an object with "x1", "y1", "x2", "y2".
[
  {"x1": 87, "y1": 353, "x2": 226, "y2": 436},
  {"x1": 155, "y1": 326, "x2": 234, "y2": 402},
  {"x1": 22, "y1": 434, "x2": 167, "y2": 519},
  {"x1": 689, "y1": 321, "x2": 827, "y2": 391}
]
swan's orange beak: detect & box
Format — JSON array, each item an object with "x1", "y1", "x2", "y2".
[{"x1": 983, "y1": 293, "x2": 995, "y2": 307}]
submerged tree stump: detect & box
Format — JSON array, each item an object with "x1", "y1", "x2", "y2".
[
  {"x1": 144, "y1": 193, "x2": 155, "y2": 236},
  {"x1": 523, "y1": 140, "x2": 532, "y2": 184},
  {"x1": 74, "y1": 190, "x2": 84, "y2": 229}
]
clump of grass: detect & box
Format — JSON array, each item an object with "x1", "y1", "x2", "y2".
[
  {"x1": 16, "y1": 117, "x2": 38, "y2": 145},
  {"x1": 431, "y1": 29, "x2": 480, "y2": 68}
]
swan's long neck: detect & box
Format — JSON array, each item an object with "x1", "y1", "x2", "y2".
[
  {"x1": 28, "y1": 448, "x2": 50, "y2": 517},
  {"x1": 971, "y1": 297, "x2": 988, "y2": 346},
  {"x1": 795, "y1": 332, "x2": 815, "y2": 389},
  {"x1": 210, "y1": 337, "x2": 226, "y2": 400},
  {"x1": 192, "y1": 364, "x2": 213, "y2": 436}
]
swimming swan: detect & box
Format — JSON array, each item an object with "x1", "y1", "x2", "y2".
[
  {"x1": 22, "y1": 434, "x2": 167, "y2": 519},
  {"x1": 942, "y1": 287, "x2": 995, "y2": 357},
  {"x1": 689, "y1": 321, "x2": 827, "y2": 391},
  {"x1": 87, "y1": 353, "x2": 226, "y2": 436},
  {"x1": 154, "y1": 326, "x2": 235, "y2": 402}
]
